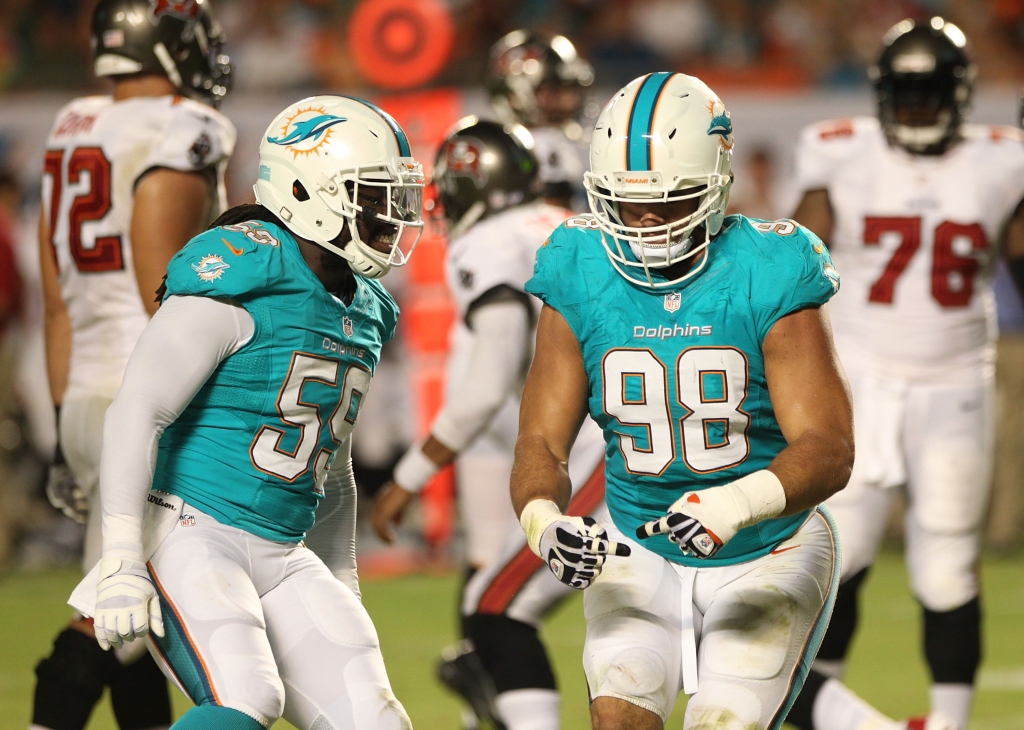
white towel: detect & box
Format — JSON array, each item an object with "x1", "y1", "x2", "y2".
[{"x1": 68, "y1": 491, "x2": 184, "y2": 616}]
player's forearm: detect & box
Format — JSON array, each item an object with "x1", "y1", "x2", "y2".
[
  {"x1": 394, "y1": 302, "x2": 530, "y2": 492},
  {"x1": 304, "y1": 437, "x2": 360, "y2": 598},
  {"x1": 510, "y1": 433, "x2": 573, "y2": 517},
  {"x1": 767, "y1": 426, "x2": 854, "y2": 515},
  {"x1": 101, "y1": 296, "x2": 253, "y2": 559},
  {"x1": 43, "y1": 307, "x2": 71, "y2": 407},
  {"x1": 430, "y1": 302, "x2": 531, "y2": 453}
]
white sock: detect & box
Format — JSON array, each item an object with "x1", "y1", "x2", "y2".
[
  {"x1": 495, "y1": 689, "x2": 560, "y2": 730},
  {"x1": 930, "y1": 683, "x2": 973, "y2": 730},
  {"x1": 813, "y1": 678, "x2": 902, "y2": 730},
  {"x1": 812, "y1": 657, "x2": 847, "y2": 680}
]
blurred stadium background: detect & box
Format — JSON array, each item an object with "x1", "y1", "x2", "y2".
[{"x1": 0, "y1": 0, "x2": 1023, "y2": 728}]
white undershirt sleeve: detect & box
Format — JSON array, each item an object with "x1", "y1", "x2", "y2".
[
  {"x1": 430, "y1": 300, "x2": 532, "y2": 453},
  {"x1": 303, "y1": 436, "x2": 360, "y2": 598},
  {"x1": 100, "y1": 295, "x2": 254, "y2": 562}
]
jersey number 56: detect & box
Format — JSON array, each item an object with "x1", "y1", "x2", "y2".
[{"x1": 250, "y1": 352, "x2": 370, "y2": 494}]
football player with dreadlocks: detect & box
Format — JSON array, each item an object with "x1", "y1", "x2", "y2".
[
  {"x1": 371, "y1": 118, "x2": 606, "y2": 730},
  {"x1": 786, "y1": 18, "x2": 1024, "y2": 730},
  {"x1": 69, "y1": 94, "x2": 423, "y2": 730},
  {"x1": 487, "y1": 30, "x2": 594, "y2": 208},
  {"x1": 34, "y1": 1, "x2": 234, "y2": 728}
]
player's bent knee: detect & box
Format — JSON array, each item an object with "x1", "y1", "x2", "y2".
[
  {"x1": 911, "y1": 563, "x2": 978, "y2": 612},
  {"x1": 683, "y1": 681, "x2": 764, "y2": 730},
  {"x1": 590, "y1": 646, "x2": 669, "y2": 720},
  {"x1": 173, "y1": 705, "x2": 266, "y2": 729},
  {"x1": 591, "y1": 696, "x2": 664, "y2": 730}
]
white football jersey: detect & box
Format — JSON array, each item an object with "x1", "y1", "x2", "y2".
[
  {"x1": 446, "y1": 200, "x2": 571, "y2": 320},
  {"x1": 794, "y1": 117, "x2": 1024, "y2": 382},
  {"x1": 42, "y1": 95, "x2": 236, "y2": 398}
]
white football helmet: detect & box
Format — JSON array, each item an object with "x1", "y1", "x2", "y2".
[
  {"x1": 584, "y1": 73, "x2": 733, "y2": 288},
  {"x1": 255, "y1": 95, "x2": 424, "y2": 279}
]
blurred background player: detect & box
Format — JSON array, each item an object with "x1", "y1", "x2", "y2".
[
  {"x1": 371, "y1": 118, "x2": 606, "y2": 730},
  {"x1": 513, "y1": 71, "x2": 852, "y2": 730},
  {"x1": 487, "y1": 30, "x2": 594, "y2": 209},
  {"x1": 33, "y1": 0, "x2": 234, "y2": 728},
  {"x1": 786, "y1": 17, "x2": 1024, "y2": 730}
]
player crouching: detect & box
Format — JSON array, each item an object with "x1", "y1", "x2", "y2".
[
  {"x1": 511, "y1": 73, "x2": 854, "y2": 730},
  {"x1": 70, "y1": 96, "x2": 423, "y2": 730}
]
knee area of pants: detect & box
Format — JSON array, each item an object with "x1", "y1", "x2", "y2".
[
  {"x1": 683, "y1": 682, "x2": 763, "y2": 730},
  {"x1": 911, "y1": 567, "x2": 978, "y2": 612},
  {"x1": 597, "y1": 647, "x2": 668, "y2": 703},
  {"x1": 35, "y1": 627, "x2": 119, "y2": 692},
  {"x1": 232, "y1": 675, "x2": 285, "y2": 724}
]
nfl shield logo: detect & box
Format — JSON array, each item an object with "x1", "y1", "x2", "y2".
[
  {"x1": 664, "y1": 292, "x2": 681, "y2": 312},
  {"x1": 342, "y1": 316, "x2": 354, "y2": 338}
]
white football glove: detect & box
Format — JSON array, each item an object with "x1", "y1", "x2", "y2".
[
  {"x1": 93, "y1": 558, "x2": 164, "y2": 650},
  {"x1": 521, "y1": 500, "x2": 630, "y2": 590},
  {"x1": 637, "y1": 470, "x2": 787, "y2": 559},
  {"x1": 45, "y1": 464, "x2": 89, "y2": 524}
]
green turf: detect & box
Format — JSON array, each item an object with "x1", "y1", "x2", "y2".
[{"x1": 1, "y1": 551, "x2": 1022, "y2": 729}]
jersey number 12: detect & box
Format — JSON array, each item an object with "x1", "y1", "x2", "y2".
[
  {"x1": 43, "y1": 147, "x2": 124, "y2": 273},
  {"x1": 602, "y1": 347, "x2": 751, "y2": 475}
]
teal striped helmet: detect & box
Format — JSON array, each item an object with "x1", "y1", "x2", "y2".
[{"x1": 584, "y1": 73, "x2": 733, "y2": 288}]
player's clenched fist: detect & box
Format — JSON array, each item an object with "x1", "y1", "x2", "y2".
[
  {"x1": 93, "y1": 558, "x2": 164, "y2": 650},
  {"x1": 520, "y1": 500, "x2": 630, "y2": 589},
  {"x1": 637, "y1": 470, "x2": 788, "y2": 559}
]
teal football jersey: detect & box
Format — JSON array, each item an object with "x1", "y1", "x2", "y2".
[
  {"x1": 153, "y1": 219, "x2": 398, "y2": 542},
  {"x1": 526, "y1": 214, "x2": 839, "y2": 566}
]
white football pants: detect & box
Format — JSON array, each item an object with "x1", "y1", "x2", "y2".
[
  {"x1": 826, "y1": 368, "x2": 994, "y2": 611},
  {"x1": 147, "y1": 503, "x2": 410, "y2": 730},
  {"x1": 583, "y1": 508, "x2": 839, "y2": 729},
  {"x1": 458, "y1": 411, "x2": 607, "y2": 624}
]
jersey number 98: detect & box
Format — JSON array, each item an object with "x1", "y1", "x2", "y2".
[
  {"x1": 250, "y1": 352, "x2": 370, "y2": 493},
  {"x1": 602, "y1": 347, "x2": 751, "y2": 475}
]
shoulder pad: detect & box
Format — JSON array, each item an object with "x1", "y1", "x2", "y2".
[
  {"x1": 164, "y1": 221, "x2": 288, "y2": 300},
  {"x1": 144, "y1": 100, "x2": 237, "y2": 173}
]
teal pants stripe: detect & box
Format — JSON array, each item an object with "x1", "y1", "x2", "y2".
[
  {"x1": 171, "y1": 706, "x2": 264, "y2": 730},
  {"x1": 769, "y1": 505, "x2": 843, "y2": 730},
  {"x1": 149, "y1": 564, "x2": 219, "y2": 707}
]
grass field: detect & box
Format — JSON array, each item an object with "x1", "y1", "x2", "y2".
[{"x1": 1, "y1": 550, "x2": 1022, "y2": 730}]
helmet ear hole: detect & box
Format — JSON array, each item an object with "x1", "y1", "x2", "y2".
[{"x1": 292, "y1": 180, "x2": 310, "y2": 202}]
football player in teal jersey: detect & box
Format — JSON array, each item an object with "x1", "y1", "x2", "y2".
[
  {"x1": 511, "y1": 73, "x2": 855, "y2": 730},
  {"x1": 71, "y1": 96, "x2": 424, "y2": 730}
]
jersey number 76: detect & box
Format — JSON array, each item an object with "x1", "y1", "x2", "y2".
[{"x1": 250, "y1": 352, "x2": 370, "y2": 493}]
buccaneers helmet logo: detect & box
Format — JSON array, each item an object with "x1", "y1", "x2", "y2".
[
  {"x1": 150, "y1": 0, "x2": 202, "y2": 21},
  {"x1": 445, "y1": 137, "x2": 488, "y2": 189}
]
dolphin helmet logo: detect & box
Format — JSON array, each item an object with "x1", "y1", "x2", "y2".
[
  {"x1": 267, "y1": 107, "x2": 347, "y2": 159},
  {"x1": 705, "y1": 101, "x2": 734, "y2": 150}
]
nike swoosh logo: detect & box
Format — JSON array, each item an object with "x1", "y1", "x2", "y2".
[
  {"x1": 813, "y1": 241, "x2": 824, "y2": 254},
  {"x1": 222, "y1": 238, "x2": 244, "y2": 256},
  {"x1": 770, "y1": 545, "x2": 800, "y2": 555}
]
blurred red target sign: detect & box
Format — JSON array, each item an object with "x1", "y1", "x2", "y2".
[{"x1": 349, "y1": 0, "x2": 455, "y2": 90}]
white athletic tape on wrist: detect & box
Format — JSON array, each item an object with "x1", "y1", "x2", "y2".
[
  {"x1": 520, "y1": 499, "x2": 563, "y2": 557},
  {"x1": 729, "y1": 469, "x2": 787, "y2": 527},
  {"x1": 393, "y1": 443, "x2": 440, "y2": 494}
]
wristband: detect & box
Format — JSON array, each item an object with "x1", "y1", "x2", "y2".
[
  {"x1": 392, "y1": 443, "x2": 440, "y2": 494},
  {"x1": 520, "y1": 499, "x2": 563, "y2": 557},
  {"x1": 728, "y1": 469, "x2": 787, "y2": 529}
]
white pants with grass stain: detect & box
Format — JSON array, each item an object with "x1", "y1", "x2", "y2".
[{"x1": 583, "y1": 507, "x2": 840, "y2": 730}]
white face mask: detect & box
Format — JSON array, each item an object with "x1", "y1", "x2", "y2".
[{"x1": 627, "y1": 235, "x2": 694, "y2": 266}]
